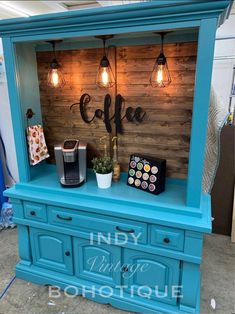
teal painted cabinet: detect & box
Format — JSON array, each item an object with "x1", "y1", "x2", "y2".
[
  {"x1": 73, "y1": 238, "x2": 121, "y2": 286},
  {"x1": 0, "y1": 1, "x2": 232, "y2": 314},
  {"x1": 123, "y1": 249, "x2": 180, "y2": 305},
  {"x1": 30, "y1": 228, "x2": 73, "y2": 275}
]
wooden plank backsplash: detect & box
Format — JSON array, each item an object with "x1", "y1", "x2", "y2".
[{"x1": 36, "y1": 42, "x2": 197, "y2": 179}]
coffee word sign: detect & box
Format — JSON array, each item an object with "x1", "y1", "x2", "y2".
[{"x1": 70, "y1": 93, "x2": 146, "y2": 134}]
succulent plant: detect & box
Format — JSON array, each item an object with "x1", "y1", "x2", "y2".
[{"x1": 92, "y1": 157, "x2": 113, "y2": 174}]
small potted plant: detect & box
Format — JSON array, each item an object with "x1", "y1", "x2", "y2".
[{"x1": 92, "y1": 157, "x2": 113, "y2": 189}]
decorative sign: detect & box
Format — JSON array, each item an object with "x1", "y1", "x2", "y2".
[
  {"x1": 127, "y1": 154, "x2": 166, "y2": 195},
  {"x1": 70, "y1": 93, "x2": 146, "y2": 134}
]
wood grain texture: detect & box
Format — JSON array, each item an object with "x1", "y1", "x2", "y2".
[{"x1": 36, "y1": 42, "x2": 197, "y2": 178}]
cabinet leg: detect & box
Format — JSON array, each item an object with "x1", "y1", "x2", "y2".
[
  {"x1": 17, "y1": 224, "x2": 32, "y2": 266},
  {"x1": 179, "y1": 262, "x2": 200, "y2": 313}
]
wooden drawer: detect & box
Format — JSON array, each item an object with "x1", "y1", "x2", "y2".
[
  {"x1": 150, "y1": 225, "x2": 184, "y2": 251},
  {"x1": 48, "y1": 206, "x2": 147, "y2": 244},
  {"x1": 24, "y1": 202, "x2": 47, "y2": 223}
]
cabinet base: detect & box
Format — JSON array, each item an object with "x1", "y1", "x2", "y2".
[{"x1": 15, "y1": 262, "x2": 200, "y2": 314}]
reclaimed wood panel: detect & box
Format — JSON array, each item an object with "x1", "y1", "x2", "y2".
[{"x1": 36, "y1": 42, "x2": 197, "y2": 178}]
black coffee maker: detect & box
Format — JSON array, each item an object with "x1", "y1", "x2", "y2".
[{"x1": 54, "y1": 139, "x2": 87, "y2": 187}]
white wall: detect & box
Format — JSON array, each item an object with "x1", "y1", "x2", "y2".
[
  {"x1": 212, "y1": 14, "x2": 235, "y2": 107},
  {"x1": 0, "y1": 39, "x2": 19, "y2": 186}
]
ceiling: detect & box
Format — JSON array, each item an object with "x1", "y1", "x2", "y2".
[
  {"x1": 0, "y1": 0, "x2": 234, "y2": 20},
  {"x1": 0, "y1": 0, "x2": 146, "y2": 19}
]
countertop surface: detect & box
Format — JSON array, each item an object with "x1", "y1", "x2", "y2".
[{"x1": 4, "y1": 164, "x2": 211, "y2": 232}]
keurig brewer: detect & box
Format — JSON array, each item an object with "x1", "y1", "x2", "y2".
[{"x1": 54, "y1": 139, "x2": 87, "y2": 187}]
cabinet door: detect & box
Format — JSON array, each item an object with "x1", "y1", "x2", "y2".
[
  {"x1": 123, "y1": 249, "x2": 180, "y2": 305},
  {"x1": 73, "y1": 238, "x2": 121, "y2": 286},
  {"x1": 30, "y1": 228, "x2": 73, "y2": 275}
]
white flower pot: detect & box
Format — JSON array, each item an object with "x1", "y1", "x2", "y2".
[{"x1": 95, "y1": 172, "x2": 112, "y2": 189}]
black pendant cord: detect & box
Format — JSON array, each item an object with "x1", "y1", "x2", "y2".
[
  {"x1": 115, "y1": 94, "x2": 123, "y2": 134},
  {"x1": 107, "y1": 45, "x2": 119, "y2": 132},
  {"x1": 52, "y1": 42, "x2": 57, "y2": 60},
  {"x1": 103, "y1": 38, "x2": 106, "y2": 57},
  {"x1": 46, "y1": 40, "x2": 63, "y2": 66},
  {"x1": 160, "y1": 33, "x2": 164, "y2": 54}
]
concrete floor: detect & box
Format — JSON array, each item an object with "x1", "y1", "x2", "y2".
[{"x1": 0, "y1": 229, "x2": 234, "y2": 314}]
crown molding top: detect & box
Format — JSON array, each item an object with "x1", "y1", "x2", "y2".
[{"x1": 0, "y1": 0, "x2": 232, "y2": 40}]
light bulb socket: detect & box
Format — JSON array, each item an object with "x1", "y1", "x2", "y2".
[
  {"x1": 100, "y1": 55, "x2": 110, "y2": 68},
  {"x1": 50, "y1": 58, "x2": 61, "y2": 69},
  {"x1": 157, "y1": 52, "x2": 167, "y2": 65}
]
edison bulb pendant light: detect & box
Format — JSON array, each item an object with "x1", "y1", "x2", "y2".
[
  {"x1": 95, "y1": 35, "x2": 115, "y2": 89},
  {"x1": 96, "y1": 55, "x2": 115, "y2": 88},
  {"x1": 47, "y1": 41, "x2": 65, "y2": 88},
  {"x1": 150, "y1": 33, "x2": 171, "y2": 88}
]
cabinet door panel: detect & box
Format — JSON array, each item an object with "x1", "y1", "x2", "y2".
[
  {"x1": 30, "y1": 228, "x2": 73, "y2": 275},
  {"x1": 73, "y1": 238, "x2": 121, "y2": 286},
  {"x1": 123, "y1": 249, "x2": 180, "y2": 305}
]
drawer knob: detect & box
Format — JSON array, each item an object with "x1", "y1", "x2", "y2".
[
  {"x1": 65, "y1": 251, "x2": 71, "y2": 256},
  {"x1": 116, "y1": 226, "x2": 135, "y2": 234},
  {"x1": 30, "y1": 211, "x2": 36, "y2": 216},
  {"x1": 163, "y1": 237, "x2": 170, "y2": 244},
  {"x1": 122, "y1": 266, "x2": 129, "y2": 272}
]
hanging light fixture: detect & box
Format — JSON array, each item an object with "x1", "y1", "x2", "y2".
[
  {"x1": 95, "y1": 35, "x2": 115, "y2": 89},
  {"x1": 150, "y1": 32, "x2": 171, "y2": 88},
  {"x1": 47, "y1": 40, "x2": 65, "y2": 88}
]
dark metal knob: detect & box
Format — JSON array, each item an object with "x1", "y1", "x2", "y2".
[
  {"x1": 122, "y1": 266, "x2": 129, "y2": 272},
  {"x1": 65, "y1": 251, "x2": 70, "y2": 256},
  {"x1": 30, "y1": 211, "x2": 36, "y2": 216},
  {"x1": 163, "y1": 237, "x2": 170, "y2": 244}
]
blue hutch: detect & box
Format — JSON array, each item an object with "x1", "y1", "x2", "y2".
[{"x1": 0, "y1": 1, "x2": 232, "y2": 313}]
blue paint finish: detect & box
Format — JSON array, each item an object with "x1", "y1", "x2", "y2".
[
  {"x1": 30, "y1": 228, "x2": 73, "y2": 275},
  {"x1": 0, "y1": 1, "x2": 231, "y2": 313},
  {"x1": 4, "y1": 165, "x2": 212, "y2": 233},
  {"x1": 10, "y1": 198, "x2": 24, "y2": 219},
  {"x1": 180, "y1": 262, "x2": 200, "y2": 312},
  {"x1": 150, "y1": 225, "x2": 185, "y2": 252},
  {"x1": 123, "y1": 249, "x2": 180, "y2": 305},
  {"x1": 11, "y1": 20, "x2": 201, "y2": 44},
  {"x1": 187, "y1": 18, "x2": 218, "y2": 207},
  {"x1": 24, "y1": 202, "x2": 47, "y2": 223},
  {"x1": 48, "y1": 205, "x2": 147, "y2": 244},
  {"x1": 11, "y1": 216, "x2": 204, "y2": 264},
  {"x1": 73, "y1": 238, "x2": 121, "y2": 286},
  {"x1": 7, "y1": 165, "x2": 201, "y2": 217},
  {"x1": 35, "y1": 31, "x2": 199, "y2": 52},
  {"x1": 0, "y1": 1, "x2": 231, "y2": 39},
  {"x1": 17, "y1": 224, "x2": 31, "y2": 266},
  {"x1": 184, "y1": 231, "x2": 203, "y2": 258},
  {"x1": 15, "y1": 263, "x2": 198, "y2": 314},
  {"x1": 2, "y1": 38, "x2": 30, "y2": 182},
  {"x1": 15, "y1": 42, "x2": 42, "y2": 128}
]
